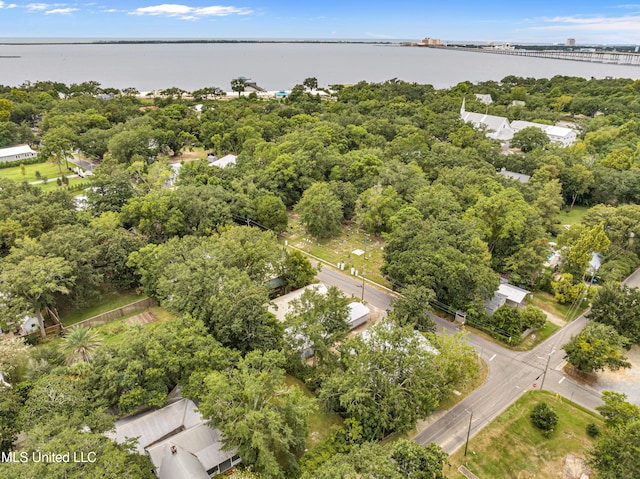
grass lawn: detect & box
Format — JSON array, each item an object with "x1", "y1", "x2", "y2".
[
  {"x1": 95, "y1": 306, "x2": 176, "y2": 346},
  {"x1": 446, "y1": 391, "x2": 602, "y2": 479},
  {"x1": 513, "y1": 321, "x2": 561, "y2": 351},
  {"x1": 61, "y1": 290, "x2": 146, "y2": 326},
  {"x1": 531, "y1": 291, "x2": 588, "y2": 322},
  {"x1": 37, "y1": 176, "x2": 88, "y2": 192},
  {"x1": 285, "y1": 375, "x2": 344, "y2": 450},
  {"x1": 0, "y1": 161, "x2": 75, "y2": 183},
  {"x1": 557, "y1": 206, "x2": 589, "y2": 228},
  {"x1": 283, "y1": 213, "x2": 390, "y2": 287}
]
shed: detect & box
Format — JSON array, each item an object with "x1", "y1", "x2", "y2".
[
  {"x1": 498, "y1": 168, "x2": 530, "y2": 183},
  {"x1": 348, "y1": 302, "x2": 369, "y2": 330}
]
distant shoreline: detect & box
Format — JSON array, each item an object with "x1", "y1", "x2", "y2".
[{"x1": 0, "y1": 40, "x2": 400, "y2": 46}]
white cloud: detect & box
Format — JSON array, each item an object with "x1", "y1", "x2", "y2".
[
  {"x1": 8, "y1": 3, "x2": 17, "y2": 7},
  {"x1": 129, "y1": 4, "x2": 252, "y2": 20},
  {"x1": 530, "y1": 14, "x2": 640, "y2": 32},
  {"x1": 45, "y1": 7, "x2": 78, "y2": 14},
  {"x1": 26, "y1": 3, "x2": 49, "y2": 10}
]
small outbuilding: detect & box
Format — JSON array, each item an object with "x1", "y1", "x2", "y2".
[{"x1": 348, "y1": 302, "x2": 370, "y2": 329}]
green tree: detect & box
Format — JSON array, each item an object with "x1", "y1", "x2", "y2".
[
  {"x1": 563, "y1": 222, "x2": 610, "y2": 280},
  {"x1": 231, "y1": 77, "x2": 247, "y2": 97},
  {"x1": 303, "y1": 77, "x2": 318, "y2": 90},
  {"x1": 590, "y1": 392, "x2": 640, "y2": 479},
  {"x1": 0, "y1": 240, "x2": 75, "y2": 337},
  {"x1": 551, "y1": 273, "x2": 585, "y2": 305},
  {"x1": 387, "y1": 284, "x2": 436, "y2": 332},
  {"x1": 596, "y1": 391, "x2": 640, "y2": 429},
  {"x1": 199, "y1": 350, "x2": 317, "y2": 479},
  {"x1": 0, "y1": 423, "x2": 155, "y2": 479},
  {"x1": 62, "y1": 326, "x2": 103, "y2": 365},
  {"x1": 320, "y1": 322, "x2": 443, "y2": 440},
  {"x1": 295, "y1": 182, "x2": 343, "y2": 238},
  {"x1": 511, "y1": 126, "x2": 550, "y2": 152},
  {"x1": 530, "y1": 402, "x2": 558, "y2": 435},
  {"x1": 284, "y1": 286, "x2": 350, "y2": 367},
  {"x1": 391, "y1": 439, "x2": 448, "y2": 479},
  {"x1": 589, "y1": 283, "x2": 640, "y2": 345},
  {"x1": 0, "y1": 336, "x2": 30, "y2": 386},
  {"x1": 255, "y1": 194, "x2": 288, "y2": 233},
  {"x1": 563, "y1": 322, "x2": 631, "y2": 373},
  {"x1": 355, "y1": 184, "x2": 403, "y2": 235},
  {"x1": 279, "y1": 250, "x2": 318, "y2": 293},
  {"x1": 0, "y1": 389, "x2": 21, "y2": 453},
  {"x1": 561, "y1": 163, "x2": 595, "y2": 209}
]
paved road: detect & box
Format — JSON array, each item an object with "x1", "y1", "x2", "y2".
[
  {"x1": 317, "y1": 264, "x2": 397, "y2": 311},
  {"x1": 69, "y1": 154, "x2": 97, "y2": 172},
  {"x1": 314, "y1": 262, "x2": 626, "y2": 454}
]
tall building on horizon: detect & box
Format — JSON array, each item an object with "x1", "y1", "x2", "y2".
[{"x1": 566, "y1": 38, "x2": 576, "y2": 46}]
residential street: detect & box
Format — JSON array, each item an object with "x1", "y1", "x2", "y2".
[{"x1": 314, "y1": 263, "x2": 639, "y2": 454}]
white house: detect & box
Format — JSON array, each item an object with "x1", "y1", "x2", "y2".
[
  {"x1": 0, "y1": 145, "x2": 37, "y2": 163},
  {"x1": 108, "y1": 398, "x2": 241, "y2": 478},
  {"x1": 461, "y1": 101, "x2": 577, "y2": 147},
  {"x1": 209, "y1": 154, "x2": 237, "y2": 169},
  {"x1": 460, "y1": 99, "x2": 513, "y2": 141},
  {"x1": 510, "y1": 120, "x2": 577, "y2": 147}
]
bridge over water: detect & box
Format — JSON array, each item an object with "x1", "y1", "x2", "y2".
[{"x1": 441, "y1": 46, "x2": 640, "y2": 66}]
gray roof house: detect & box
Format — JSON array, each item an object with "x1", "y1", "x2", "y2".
[
  {"x1": 107, "y1": 398, "x2": 240, "y2": 478},
  {"x1": 498, "y1": 167, "x2": 531, "y2": 183},
  {"x1": 485, "y1": 280, "x2": 531, "y2": 316}
]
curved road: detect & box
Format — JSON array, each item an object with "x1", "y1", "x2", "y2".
[{"x1": 315, "y1": 263, "x2": 622, "y2": 454}]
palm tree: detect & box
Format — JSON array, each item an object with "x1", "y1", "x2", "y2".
[{"x1": 62, "y1": 326, "x2": 103, "y2": 365}]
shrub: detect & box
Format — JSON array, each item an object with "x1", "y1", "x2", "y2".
[
  {"x1": 586, "y1": 423, "x2": 599, "y2": 437},
  {"x1": 531, "y1": 402, "x2": 558, "y2": 435}
]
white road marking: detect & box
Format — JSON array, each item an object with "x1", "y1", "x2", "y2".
[
  {"x1": 489, "y1": 354, "x2": 496, "y2": 361},
  {"x1": 558, "y1": 377, "x2": 565, "y2": 384}
]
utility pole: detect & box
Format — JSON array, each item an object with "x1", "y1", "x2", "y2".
[
  {"x1": 538, "y1": 347, "x2": 555, "y2": 393},
  {"x1": 464, "y1": 409, "x2": 473, "y2": 456}
]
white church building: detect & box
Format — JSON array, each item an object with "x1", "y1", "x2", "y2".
[{"x1": 460, "y1": 100, "x2": 577, "y2": 147}]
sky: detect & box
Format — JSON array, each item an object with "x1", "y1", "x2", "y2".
[{"x1": 0, "y1": 1, "x2": 640, "y2": 44}]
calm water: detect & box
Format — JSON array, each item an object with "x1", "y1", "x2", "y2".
[{"x1": 1, "y1": 42, "x2": 640, "y2": 92}]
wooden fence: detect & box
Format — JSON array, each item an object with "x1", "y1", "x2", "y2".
[{"x1": 66, "y1": 297, "x2": 157, "y2": 331}]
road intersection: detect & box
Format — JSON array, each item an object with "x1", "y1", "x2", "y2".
[{"x1": 316, "y1": 263, "x2": 608, "y2": 454}]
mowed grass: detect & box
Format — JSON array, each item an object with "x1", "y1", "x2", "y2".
[
  {"x1": 531, "y1": 291, "x2": 588, "y2": 321},
  {"x1": 557, "y1": 206, "x2": 589, "y2": 228},
  {"x1": 446, "y1": 391, "x2": 602, "y2": 479},
  {"x1": 61, "y1": 290, "x2": 146, "y2": 326},
  {"x1": 0, "y1": 161, "x2": 74, "y2": 182},
  {"x1": 37, "y1": 176, "x2": 88, "y2": 192},
  {"x1": 284, "y1": 375, "x2": 344, "y2": 450},
  {"x1": 284, "y1": 213, "x2": 390, "y2": 287}
]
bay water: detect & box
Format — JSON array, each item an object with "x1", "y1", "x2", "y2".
[{"x1": 1, "y1": 41, "x2": 639, "y2": 92}]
